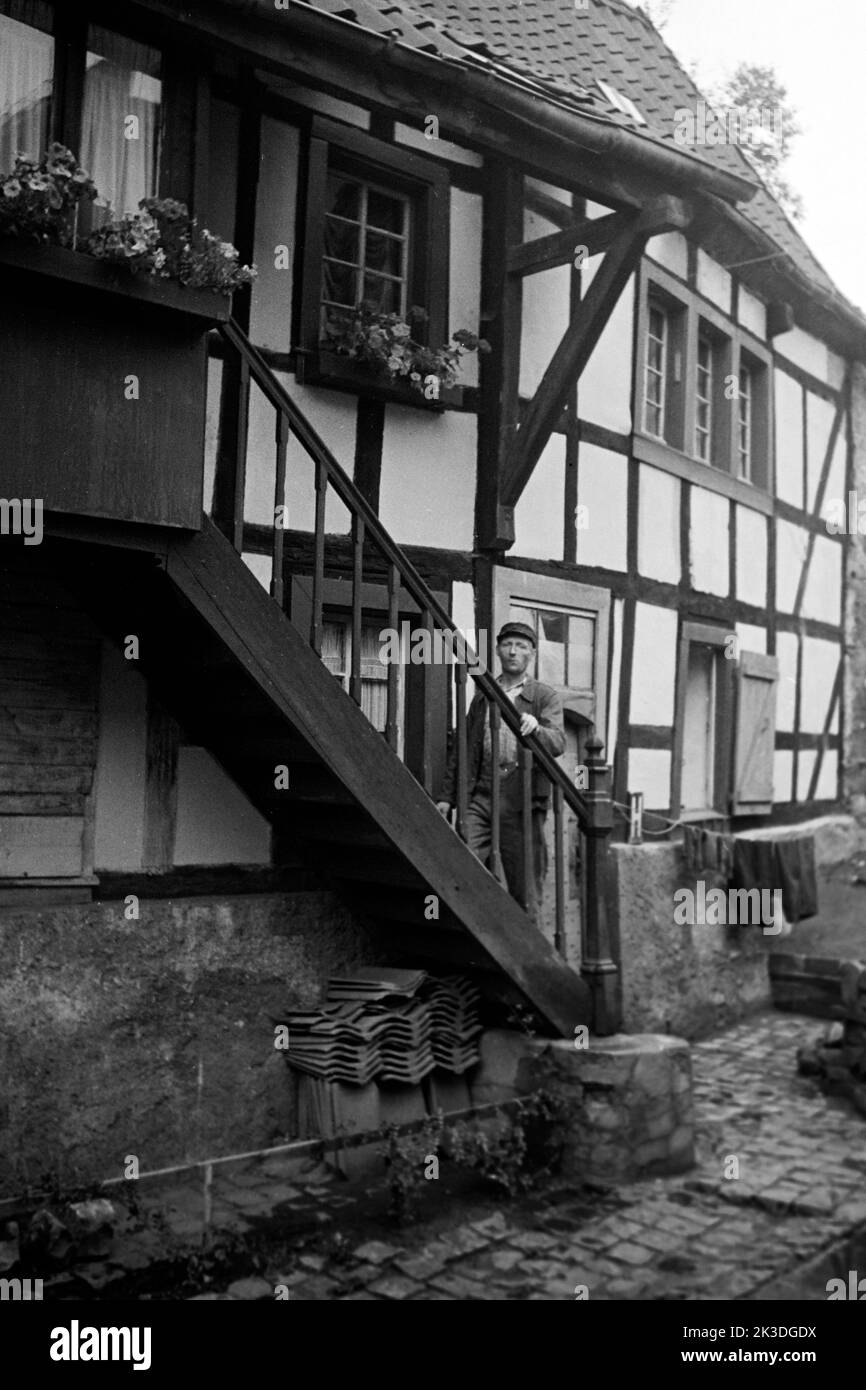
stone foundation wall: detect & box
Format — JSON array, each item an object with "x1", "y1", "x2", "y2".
[
  {"x1": 610, "y1": 815, "x2": 866, "y2": 1039},
  {"x1": 0, "y1": 892, "x2": 375, "y2": 1200},
  {"x1": 470, "y1": 1029, "x2": 694, "y2": 1185}
]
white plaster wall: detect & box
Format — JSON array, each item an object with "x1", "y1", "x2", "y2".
[
  {"x1": 606, "y1": 597, "x2": 624, "y2": 769},
  {"x1": 629, "y1": 602, "x2": 678, "y2": 726},
  {"x1": 797, "y1": 750, "x2": 817, "y2": 803},
  {"x1": 802, "y1": 534, "x2": 842, "y2": 627},
  {"x1": 579, "y1": 263, "x2": 634, "y2": 432},
  {"x1": 394, "y1": 122, "x2": 483, "y2": 166},
  {"x1": 775, "y1": 519, "x2": 807, "y2": 613},
  {"x1": 627, "y1": 749, "x2": 671, "y2": 810},
  {"x1": 827, "y1": 349, "x2": 847, "y2": 392},
  {"x1": 738, "y1": 286, "x2": 767, "y2": 340},
  {"x1": 93, "y1": 641, "x2": 147, "y2": 872},
  {"x1": 243, "y1": 552, "x2": 271, "y2": 592},
  {"x1": 774, "y1": 749, "x2": 794, "y2": 803},
  {"x1": 696, "y1": 249, "x2": 732, "y2": 315},
  {"x1": 379, "y1": 407, "x2": 476, "y2": 550},
  {"x1": 203, "y1": 357, "x2": 222, "y2": 516},
  {"x1": 449, "y1": 189, "x2": 482, "y2": 388},
  {"x1": 528, "y1": 177, "x2": 572, "y2": 206},
  {"x1": 519, "y1": 207, "x2": 570, "y2": 397},
  {"x1": 245, "y1": 377, "x2": 356, "y2": 531},
  {"x1": 774, "y1": 369, "x2": 805, "y2": 508},
  {"x1": 775, "y1": 631, "x2": 799, "y2": 733},
  {"x1": 774, "y1": 324, "x2": 830, "y2": 383},
  {"x1": 638, "y1": 464, "x2": 680, "y2": 584},
  {"x1": 814, "y1": 749, "x2": 839, "y2": 801},
  {"x1": 806, "y1": 391, "x2": 843, "y2": 512},
  {"x1": 689, "y1": 487, "x2": 729, "y2": 596},
  {"x1": 736, "y1": 623, "x2": 767, "y2": 655},
  {"x1": 173, "y1": 748, "x2": 271, "y2": 865},
  {"x1": 645, "y1": 232, "x2": 688, "y2": 279},
  {"x1": 800, "y1": 637, "x2": 841, "y2": 732},
  {"x1": 736, "y1": 505, "x2": 767, "y2": 608},
  {"x1": 513, "y1": 433, "x2": 565, "y2": 561},
  {"x1": 577, "y1": 444, "x2": 628, "y2": 571},
  {"x1": 249, "y1": 118, "x2": 299, "y2": 356}
]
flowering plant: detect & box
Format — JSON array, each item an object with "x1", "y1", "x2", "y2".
[
  {"x1": 87, "y1": 197, "x2": 256, "y2": 296},
  {"x1": 323, "y1": 304, "x2": 490, "y2": 394},
  {"x1": 0, "y1": 144, "x2": 96, "y2": 246}
]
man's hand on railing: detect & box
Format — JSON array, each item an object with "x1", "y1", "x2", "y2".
[
  {"x1": 436, "y1": 800, "x2": 452, "y2": 818},
  {"x1": 519, "y1": 714, "x2": 539, "y2": 738}
]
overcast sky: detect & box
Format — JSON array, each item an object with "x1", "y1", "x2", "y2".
[{"x1": 630, "y1": 0, "x2": 866, "y2": 313}]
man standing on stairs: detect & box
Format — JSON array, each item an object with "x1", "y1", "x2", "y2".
[{"x1": 436, "y1": 622, "x2": 565, "y2": 915}]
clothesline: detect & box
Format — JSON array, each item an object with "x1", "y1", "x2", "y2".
[{"x1": 612, "y1": 800, "x2": 689, "y2": 835}]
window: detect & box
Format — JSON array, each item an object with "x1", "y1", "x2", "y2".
[
  {"x1": 508, "y1": 603, "x2": 596, "y2": 694},
  {"x1": 321, "y1": 618, "x2": 398, "y2": 740},
  {"x1": 0, "y1": 7, "x2": 173, "y2": 217},
  {"x1": 0, "y1": 1, "x2": 54, "y2": 168},
  {"x1": 321, "y1": 173, "x2": 411, "y2": 335},
  {"x1": 299, "y1": 117, "x2": 449, "y2": 390},
  {"x1": 695, "y1": 332, "x2": 714, "y2": 462},
  {"x1": 644, "y1": 303, "x2": 667, "y2": 438},
  {"x1": 637, "y1": 263, "x2": 772, "y2": 490},
  {"x1": 82, "y1": 26, "x2": 162, "y2": 220}
]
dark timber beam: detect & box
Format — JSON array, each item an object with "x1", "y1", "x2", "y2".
[
  {"x1": 507, "y1": 210, "x2": 625, "y2": 278},
  {"x1": 502, "y1": 196, "x2": 692, "y2": 507}
]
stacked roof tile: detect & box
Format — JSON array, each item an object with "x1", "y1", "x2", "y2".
[{"x1": 277, "y1": 968, "x2": 482, "y2": 1084}]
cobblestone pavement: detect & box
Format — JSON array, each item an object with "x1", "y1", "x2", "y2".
[{"x1": 47, "y1": 1011, "x2": 866, "y2": 1301}]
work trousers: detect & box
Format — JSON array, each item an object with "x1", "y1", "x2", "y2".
[{"x1": 464, "y1": 770, "x2": 548, "y2": 913}]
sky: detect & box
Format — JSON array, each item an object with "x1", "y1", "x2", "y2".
[{"x1": 629, "y1": 0, "x2": 866, "y2": 313}]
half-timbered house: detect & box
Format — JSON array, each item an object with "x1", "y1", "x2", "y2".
[{"x1": 2, "y1": 0, "x2": 865, "y2": 1190}]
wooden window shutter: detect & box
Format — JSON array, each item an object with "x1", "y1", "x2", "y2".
[{"x1": 731, "y1": 650, "x2": 779, "y2": 815}]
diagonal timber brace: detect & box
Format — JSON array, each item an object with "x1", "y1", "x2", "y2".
[
  {"x1": 506, "y1": 209, "x2": 625, "y2": 278},
  {"x1": 501, "y1": 196, "x2": 692, "y2": 508}
]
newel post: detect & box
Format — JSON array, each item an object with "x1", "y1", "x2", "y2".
[{"x1": 581, "y1": 734, "x2": 622, "y2": 1035}]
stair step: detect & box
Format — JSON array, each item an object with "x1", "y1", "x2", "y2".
[{"x1": 293, "y1": 808, "x2": 390, "y2": 849}]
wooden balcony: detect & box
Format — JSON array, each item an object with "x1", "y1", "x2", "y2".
[{"x1": 0, "y1": 238, "x2": 229, "y2": 530}]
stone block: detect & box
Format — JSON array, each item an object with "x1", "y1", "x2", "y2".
[{"x1": 467, "y1": 1030, "x2": 548, "y2": 1105}]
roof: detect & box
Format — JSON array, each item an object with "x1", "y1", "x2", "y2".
[{"x1": 296, "y1": 0, "x2": 851, "y2": 312}]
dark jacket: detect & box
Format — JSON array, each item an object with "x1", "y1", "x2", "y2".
[{"x1": 440, "y1": 676, "x2": 566, "y2": 809}]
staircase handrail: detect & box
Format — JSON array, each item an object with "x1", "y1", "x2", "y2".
[{"x1": 218, "y1": 318, "x2": 593, "y2": 828}]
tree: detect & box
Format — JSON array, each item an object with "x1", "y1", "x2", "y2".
[
  {"x1": 713, "y1": 63, "x2": 803, "y2": 220},
  {"x1": 640, "y1": 0, "x2": 676, "y2": 30}
]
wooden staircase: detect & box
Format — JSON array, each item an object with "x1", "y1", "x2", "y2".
[{"x1": 59, "y1": 519, "x2": 592, "y2": 1038}]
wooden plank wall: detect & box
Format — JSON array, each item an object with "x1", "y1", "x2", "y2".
[{"x1": 0, "y1": 568, "x2": 101, "y2": 878}]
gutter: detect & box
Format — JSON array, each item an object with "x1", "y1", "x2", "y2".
[{"x1": 212, "y1": 0, "x2": 756, "y2": 206}]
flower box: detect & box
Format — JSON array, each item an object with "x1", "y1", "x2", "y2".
[
  {"x1": 297, "y1": 346, "x2": 464, "y2": 410},
  {"x1": 0, "y1": 238, "x2": 227, "y2": 531}
]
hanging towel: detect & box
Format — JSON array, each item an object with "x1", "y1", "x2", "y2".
[
  {"x1": 731, "y1": 837, "x2": 777, "y2": 897},
  {"x1": 774, "y1": 835, "x2": 818, "y2": 923}
]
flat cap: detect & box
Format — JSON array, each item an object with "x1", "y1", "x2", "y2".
[{"x1": 496, "y1": 621, "x2": 536, "y2": 647}]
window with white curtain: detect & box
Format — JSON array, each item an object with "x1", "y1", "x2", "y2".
[
  {"x1": 321, "y1": 618, "x2": 402, "y2": 748},
  {"x1": 81, "y1": 25, "x2": 162, "y2": 220},
  {"x1": 0, "y1": 3, "x2": 54, "y2": 170}
]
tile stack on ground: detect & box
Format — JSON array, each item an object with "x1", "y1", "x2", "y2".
[
  {"x1": 797, "y1": 959, "x2": 866, "y2": 1114},
  {"x1": 277, "y1": 969, "x2": 481, "y2": 1086}
]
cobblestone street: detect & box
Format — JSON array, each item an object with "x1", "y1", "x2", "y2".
[{"x1": 86, "y1": 1010, "x2": 864, "y2": 1302}]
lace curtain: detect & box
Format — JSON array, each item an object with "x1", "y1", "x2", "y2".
[
  {"x1": 0, "y1": 12, "x2": 53, "y2": 170},
  {"x1": 80, "y1": 27, "x2": 161, "y2": 219}
]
